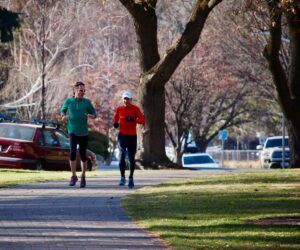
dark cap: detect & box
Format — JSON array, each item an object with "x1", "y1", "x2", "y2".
[{"x1": 74, "y1": 81, "x2": 85, "y2": 87}]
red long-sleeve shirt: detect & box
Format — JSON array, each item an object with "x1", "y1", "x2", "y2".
[{"x1": 113, "y1": 104, "x2": 145, "y2": 135}]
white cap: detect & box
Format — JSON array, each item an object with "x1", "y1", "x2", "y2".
[{"x1": 122, "y1": 90, "x2": 132, "y2": 99}]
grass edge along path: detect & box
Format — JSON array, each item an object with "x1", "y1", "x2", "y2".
[
  {"x1": 0, "y1": 168, "x2": 109, "y2": 188},
  {"x1": 122, "y1": 169, "x2": 300, "y2": 250}
]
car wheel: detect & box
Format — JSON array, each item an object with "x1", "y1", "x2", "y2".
[
  {"x1": 36, "y1": 160, "x2": 45, "y2": 171},
  {"x1": 87, "y1": 159, "x2": 92, "y2": 171}
]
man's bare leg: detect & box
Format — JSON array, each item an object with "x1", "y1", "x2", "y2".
[
  {"x1": 69, "y1": 160, "x2": 78, "y2": 186},
  {"x1": 70, "y1": 160, "x2": 77, "y2": 176},
  {"x1": 80, "y1": 161, "x2": 87, "y2": 188},
  {"x1": 81, "y1": 161, "x2": 86, "y2": 177}
]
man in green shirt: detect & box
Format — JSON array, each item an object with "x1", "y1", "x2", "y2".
[{"x1": 61, "y1": 81, "x2": 96, "y2": 188}]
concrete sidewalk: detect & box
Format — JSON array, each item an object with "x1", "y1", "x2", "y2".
[{"x1": 0, "y1": 168, "x2": 244, "y2": 250}]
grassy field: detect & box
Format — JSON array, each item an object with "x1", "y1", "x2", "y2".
[
  {"x1": 0, "y1": 168, "x2": 105, "y2": 188},
  {"x1": 122, "y1": 169, "x2": 300, "y2": 250}
]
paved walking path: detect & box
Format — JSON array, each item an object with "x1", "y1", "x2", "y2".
[{"x1": 0, "y1": 166, "x2": 250, "y2": 250}]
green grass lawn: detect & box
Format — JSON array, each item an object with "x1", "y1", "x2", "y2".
[
  {"x1": 0, "y1": 168, "x2": 105, "y2": 188},
  {"x1": 122, "y1": 169, "x2": 300, "y2": 250}
]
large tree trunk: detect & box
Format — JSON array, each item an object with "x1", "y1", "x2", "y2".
[
  {"x1": 285, "y1": 116, "x2": 300, "y2": 167},
  {"x1": 286, "y1": 2, "x2": 300, "y2": 168},
  {"x1": 136, "y1": 79, "x2": 172, "y2": 167},
  {"x1": 264, "y1": 0, "x2": 300, "y2": 168},
  {"x1": 287, "y1": 2, "x2": 300, "y2": 99},
  {"x1": 194, "y1": 136, "x2": 209, "y2": 152},
  {"x1": 119, "y1": 0, "x2": 224, "y2": 167}
]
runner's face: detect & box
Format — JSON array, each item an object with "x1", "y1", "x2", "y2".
[
  {"x1": 74, "y1": 85, "x2": 85, "y2": 99},
  {"x1": 123, "y1": 97, "x2": 131, "y2": 106}
]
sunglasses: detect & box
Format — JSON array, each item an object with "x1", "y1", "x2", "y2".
[{"x1": 123, "y1": 97, "x2": 130, "y2": 100}]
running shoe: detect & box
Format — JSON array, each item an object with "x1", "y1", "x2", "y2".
[
  {"x1": 80, "y1": 176, "x2": 86, "y2": 188},
  {"x1": 69, "y1": 176, "x2": 78, "y2": 186},
  {"x1": 119, "y1": 177, "x2": 126, "y2": 186},
  {"x1": 128, "y1": 178, "x2": 134, "y2": 189}
]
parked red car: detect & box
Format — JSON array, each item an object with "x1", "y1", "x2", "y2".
[{"x1": 0, "y1": 121, "x2": 97, "y2": 171}]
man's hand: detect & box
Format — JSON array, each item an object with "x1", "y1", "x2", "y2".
[
  {"x1": 113, "y1": 122, "x2": 119, "y2": 129},
  {"x1": 87, "y1": 114, "x2": 96, "y2": 119},
  {"x1": 126, "y1": 116, "x2": 135, "y2": 122},
  {"x1": 61, "y1": 114, "x2": 68, "y2": 122}
]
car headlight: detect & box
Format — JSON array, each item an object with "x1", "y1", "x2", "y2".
[{"x1": 262, "y1": 151, "x2": 271, "y2": 157}]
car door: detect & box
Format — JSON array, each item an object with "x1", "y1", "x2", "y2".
[
  {"x1": 40, "y1": 129, "x2": 66, "y2": 170},
  {"x1": 54, "y1": 130, "x2": 70, "y2": 168}
]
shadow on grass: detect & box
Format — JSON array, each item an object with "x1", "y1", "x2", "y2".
[
  {"x1": 158, "y1": 171, "x2": 300, "y2": 187},
  {"x1": 150, "y1": 223, "x2": 300, "y2": 245},
  {"x1": 124, "y1": 190, "x2": 300, "y2": 219}
]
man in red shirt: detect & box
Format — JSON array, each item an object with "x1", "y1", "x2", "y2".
[{"x1": 113, "y1": 90, "x2": 145, "y2": 188}]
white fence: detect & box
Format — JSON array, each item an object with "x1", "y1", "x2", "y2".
[
  {"x1": 207, "y1": 150, "x2": 260, "y2": 163},
  {"x1": 166, "y1": 147, "x2": 261, "y2": 167}
]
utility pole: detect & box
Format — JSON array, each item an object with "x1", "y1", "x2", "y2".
[
  {"x1": 40, "y1": 0, "x2": 46, "y2": 119},
  {"x1": 218, "y1": 130, "x2": 228, "y2": 168},
  {"x1": 282, "y1": 113, "x2": 286, "y2": 168}
]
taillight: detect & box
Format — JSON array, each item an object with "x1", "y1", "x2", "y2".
[{"x1": 8, "y1": 145, "x2": 25, "y2": 153}]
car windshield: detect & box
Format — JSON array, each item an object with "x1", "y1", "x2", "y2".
[
  {"x1": 183, "y1": 155, "x2": 215, "y2": 165},
  {"x1": 0, "y1": 124, "x2": 34, "y2": 141},
  {"x1": 265, "y1": 138, "x2": 288, "y2": 148},
  {"x1": 54, "y1": 130, "x2": 70, "y2": 148}
]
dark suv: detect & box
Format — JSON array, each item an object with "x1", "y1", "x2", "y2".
[{"x1": 0, "y1": 118, "x2": 96, "y2": 171}]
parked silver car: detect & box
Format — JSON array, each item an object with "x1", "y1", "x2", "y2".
[
  {"x1": 257, "y1": 136, "x2": 289, "y2": 168},
  {"x1": 182, "y1": 153, "x2": 219, "y2": 169}
]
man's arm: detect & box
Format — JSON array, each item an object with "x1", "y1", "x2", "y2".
[
  {"x1": 60, "y1": 100, "x2": 69, "y2": 121},
  {"x1": 60, "y1": 99, "x2": 68, "y2": 114},
  {"x1": 113, "y1": 107, "x2": 119, "y2": 128},
  {"x1": 87, "y1": 100, "x2": 97, "y2": 119},
  {"x1": 135, "y1": 106, "x2": 145, "y2": 125}
]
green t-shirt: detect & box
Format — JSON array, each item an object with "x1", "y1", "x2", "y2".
[{"x1": 61, "y1": 97, "x2": 96, "y2": 135}]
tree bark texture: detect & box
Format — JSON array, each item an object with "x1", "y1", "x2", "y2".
[
  {"x1": 286, "y1": 2, "x2": 300, "y2": 99},
  {"x1": 194, "y1": 135, "x2": 209, "y2": 152},
  {"x1": 136, "y1": 80, "x2": 171, "y2": 167}
]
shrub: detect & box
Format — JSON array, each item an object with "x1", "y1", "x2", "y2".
[{"x1": 88, "y1": 130, "x2": 109, "y2": 159}]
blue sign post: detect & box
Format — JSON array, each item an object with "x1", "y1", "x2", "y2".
[
  {"x1": 218, "y1": 130, "x2": 228, "y2": 141},
  {"x1": 218, "y1": 130, "x2": 228, "y2": 167},
  {"x1": 259, "y1": 136, "x2": 265, "y2": 145}
]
